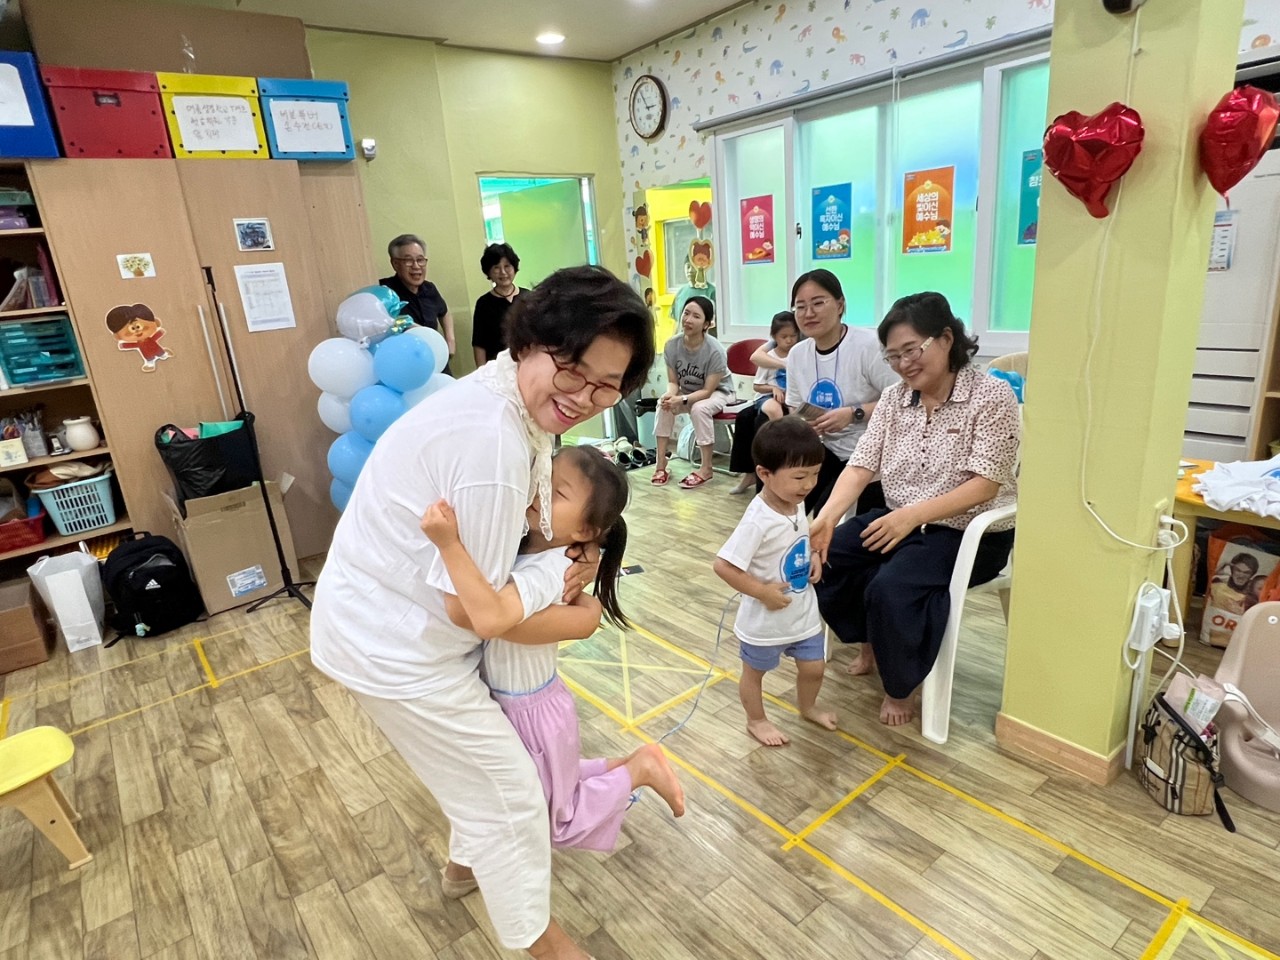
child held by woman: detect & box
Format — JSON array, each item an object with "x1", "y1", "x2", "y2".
[{"x1": 421, "y1": 445, "x2": 685, "y2": 862}]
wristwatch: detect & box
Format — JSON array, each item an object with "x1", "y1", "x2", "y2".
[{"x1": 852, "y1": 404, "x2": 865, "y2": 423}]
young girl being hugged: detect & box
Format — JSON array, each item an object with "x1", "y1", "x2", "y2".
[
  {"x1": 421, "y1": 446, "x2": 685, "y2": 859},
  {"x1": 652, "y1": 296, "x2": 735, "y2": 490},
  {"x1": 729, "y1": 310, "x2": 801, "y2": 495}
]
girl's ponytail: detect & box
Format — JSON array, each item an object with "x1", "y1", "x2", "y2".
[{"x1": 594, "y1": 516, "x2": 629, "y2": 628}]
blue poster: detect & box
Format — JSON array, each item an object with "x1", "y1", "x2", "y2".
[
  {"x1": 811, "y1": 183, "x2": 852, "y2": 260},
  {"x1": 1018, "y1": 150, "x2": 1042, "y2": 246}
]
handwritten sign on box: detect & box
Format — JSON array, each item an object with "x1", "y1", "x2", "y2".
[
  {"x1": 269, "y1": 100, "x2": 345, "y2": 154},
  {"x1": 172, "y1": 95, "x2": 260, "y2": 153}
]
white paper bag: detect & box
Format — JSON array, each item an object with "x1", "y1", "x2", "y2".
[{"x1": 27, "y1": 552, "x2": 105, "y2": 652}]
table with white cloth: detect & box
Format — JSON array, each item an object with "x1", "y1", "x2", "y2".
[{"x1": 1172, "y1": 458, "x2": 1280, "y2": 607}]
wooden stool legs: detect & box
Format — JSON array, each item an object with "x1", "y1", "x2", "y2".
[{"x1": 6, "y1": 774, "x2": 92, "y2": 868}]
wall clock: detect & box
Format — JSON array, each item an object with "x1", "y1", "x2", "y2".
[{"x1": 628, "y1": 74, "x2": 669, "y2": 140}]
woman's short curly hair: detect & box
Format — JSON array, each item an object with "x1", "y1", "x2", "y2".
[
  {"x1": 505, "y1": 266, "x2": 656, "y2": 396},
  {"x1": 480, "y1": 243, "x2": 520, "y2": 276},
  {"x1": 878, "y1": 292, "x2": 979, "y2": 372}
]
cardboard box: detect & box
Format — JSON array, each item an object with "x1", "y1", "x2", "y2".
[
  {"x1": 0, "y1": 579, "x2": 53, "y2": 675},
  {"x1": 164, "y1": 482, "x2": 298, "y2": 616}
]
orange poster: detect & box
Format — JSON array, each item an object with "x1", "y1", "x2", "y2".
[{"x1": 902, "y1": 166, "x2": 955, "y2": 255}]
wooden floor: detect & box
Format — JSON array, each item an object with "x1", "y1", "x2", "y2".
[{"x1": 1, "y1": 460, "x2": 1278, "y2": 960}]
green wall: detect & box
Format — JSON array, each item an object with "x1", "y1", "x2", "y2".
[{"x1": 306, "y1": 32, "x2": 626, "y2": 375}]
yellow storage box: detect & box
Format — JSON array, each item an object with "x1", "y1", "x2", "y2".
[{"x1": 156, "y1": 73, "x2": 268, "y2": 159}]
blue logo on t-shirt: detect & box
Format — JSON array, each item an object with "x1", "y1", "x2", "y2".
[
  {"x1": 782, "y1": 536, "x2": 810, "y2": 592},
  {"x1": 809, "y1": 379, "x2": 843, "y2": 409},
  {"x1": 776, "y1": 369, "x2": 787, "y2": 391}
]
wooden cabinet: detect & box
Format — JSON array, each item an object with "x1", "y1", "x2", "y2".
[
  {"x1": 29, "y1": 160, "x2": 229, "y2": 540},
  {"x1": 26, "y1": 158, "x2": 373, "y2": 560}
]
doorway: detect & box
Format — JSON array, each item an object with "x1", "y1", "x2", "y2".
[{"x1": 477, "y1": 176, "x2": 599, "y2": 286}]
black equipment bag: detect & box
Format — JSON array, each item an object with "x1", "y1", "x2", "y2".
[{"x1": 102, "y1": 532, "x2": 205, "y2": 645}]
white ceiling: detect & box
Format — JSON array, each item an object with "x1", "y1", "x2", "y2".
[{"x1": 199, "y1": 0, "x2": 749, "y2": 62}]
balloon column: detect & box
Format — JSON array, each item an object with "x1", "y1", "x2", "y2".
[{"x1": 310, "y1": 290, "x2": 456, "y2": 511}]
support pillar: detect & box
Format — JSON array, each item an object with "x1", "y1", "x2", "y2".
[{"x1": 998, "y1": 0, "x2": 1245, "y2": 782}]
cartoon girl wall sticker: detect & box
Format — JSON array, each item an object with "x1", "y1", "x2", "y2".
[
  {"x1": 688, "y1": 237, "x2": 715, "y2": 287},
  {"x1": 633, "y1": 204, "x2": 650, "y2": 244},
  {"x1": 105, "y1": 303, "x2": 174, "y2": 372}
]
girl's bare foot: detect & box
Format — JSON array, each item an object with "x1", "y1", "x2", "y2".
[
  {"x1": 627, "y1": 743, "x2": 685, "y2": 816},
  {"x1": 747, "y1": 718, "x2": 789, "y2": 746},
  {"x1": 880, "y1": 694, "x2": 914, "y2": 726},
  {"x1": 802, "y1": 706, "x2": 838, "y2": 730},
  {"x1": 847, "y1": 644, "x2": 876, "y2": 676}
]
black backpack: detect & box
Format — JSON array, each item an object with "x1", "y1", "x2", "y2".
[{"x1": 102, "y1": 532, "x2": 205, "y2": 646}]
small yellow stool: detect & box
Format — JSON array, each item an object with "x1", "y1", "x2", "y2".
[{"x1": 0, "y1": 726, "x2": 91, "y2": 869}]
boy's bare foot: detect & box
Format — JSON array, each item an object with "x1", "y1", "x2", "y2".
[
  {"x1": 747, "y1": 718, "x2": 790, "y2": 746},
  {"x1": 880, "y1": 694, "x2": 915, "y2": 726},
  {"x1": 802, "y1": 706, "x2": 838, "y2": 730},
  {"x1": 847, "y1": 644, "x2": 876, "y2": 676},
  {"x1": 628, "y1": 743, "x2": 686, "y2": 817}
]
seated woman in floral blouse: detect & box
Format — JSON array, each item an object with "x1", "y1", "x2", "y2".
[{"x1": 809, "y1": 292, "x2": 1019, "y2": 727}]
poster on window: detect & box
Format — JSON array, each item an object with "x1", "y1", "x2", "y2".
[
  {"x1": 902, "y1": 167, "x2": 955, "y2": 255},
  {"x1": 811, "y1": 183, "x2": 852, "y2": 260},
  {"x1": 740, "y1": 195, "x2": 775, "y2": 265},
  {"x1": 1018, "y1": 150, "x2": 1042, "y2": 246}
]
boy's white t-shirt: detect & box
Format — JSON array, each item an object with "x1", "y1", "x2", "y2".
[
  {"x1": 717, "y1": 497, "x2": 822, "y2": 646},
  {"x1": 310, "y1": 377, "x2": 532, "y2": 699},
  {"x1": 482, "y1": 550, "x2": 574, "y2": 695},
  {"x1": 785, "y1": 327, "x2": 899, "y2": 460},
  {"x1": 753, "y1": 347, "x2": 789, "y2": 393}
]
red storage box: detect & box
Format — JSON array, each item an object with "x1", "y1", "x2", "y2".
[{"x1": 41, "y1": 66, "x2": 171, "y2": 158}]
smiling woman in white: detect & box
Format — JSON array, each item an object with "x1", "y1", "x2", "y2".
[{"x1": 310, "y1": 267, "x2": 654, "y2": 960}]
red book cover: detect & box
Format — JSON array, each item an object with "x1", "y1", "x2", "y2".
[{"x1": 35, "y1": 241, "x2": 60, "y2": 306}]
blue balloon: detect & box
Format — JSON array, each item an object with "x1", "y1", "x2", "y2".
[
  {"x1": 330, "y1": 477, "x2": 354, "y2": 512},
  {"x1": 356, "y1": 284, "x2": 407, "y2": 319},
  {"x1": 327, "y1": 431, "x2": 374, "y2": 486},
  {"x1": 349, "y1": 384, "x2": 406, "y2": 442},
  {"x1": 373, "y1": 333, "x2": 433, "y2": 392}
]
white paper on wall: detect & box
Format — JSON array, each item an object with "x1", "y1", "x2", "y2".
[
  {"x1": 173, "y1": 95, "x2": 259, "y2": 152},
  {"x1": 269, "y1": 100, "x2": 346, "y2": 153},
  {"x1": 0, "y1": 64, "x2": 34, "y2": 128},
  {"x1": 234, "y1": 262, "x2": 296, "y2": 332}
]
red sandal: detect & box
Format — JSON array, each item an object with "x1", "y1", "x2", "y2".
[
  {"x1": 679, "y1": 472, "x2": 712, "y2": 489},
  {"x1": 651, "y1": 468, "x2": 670, "y2": 485}
]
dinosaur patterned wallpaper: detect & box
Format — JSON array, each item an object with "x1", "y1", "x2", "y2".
[{"x1": 611, "y1": 0, "x2": 1280, "y2": 198}]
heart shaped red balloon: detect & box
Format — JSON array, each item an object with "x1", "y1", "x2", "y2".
[
  {"x1": 634, "y1": 250, "x2": 652, "y2": 278},
  {"x1": 1200, "y1": 86, "x2": 1279, "y2": 198},
  {"x1": 1043, "y1": 102, "x2": 1145, "y2": 219},
  {"x1": 689, "y1": 201, "x2": 712, "y2": 230}
]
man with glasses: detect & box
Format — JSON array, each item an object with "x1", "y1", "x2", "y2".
[{"x1": 381, "y1": 233, "x2": 456, "y2": 373}]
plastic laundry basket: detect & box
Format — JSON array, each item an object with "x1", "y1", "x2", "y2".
[{"x1": 33, "y1": 470, "x2": 116, "y2": 537}]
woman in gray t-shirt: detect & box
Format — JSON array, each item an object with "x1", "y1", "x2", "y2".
[{"x1": 652, "y1": 296, "x2": 734, "y2": 489}]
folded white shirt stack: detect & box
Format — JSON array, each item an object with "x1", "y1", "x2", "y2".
[{"x1": 1193, "y1": 456, "x2": 1280, "y2": 519}]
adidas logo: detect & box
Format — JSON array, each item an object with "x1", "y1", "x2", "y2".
[{"x1": 144, "y1": 579, "x2": 161, "y2": 590}]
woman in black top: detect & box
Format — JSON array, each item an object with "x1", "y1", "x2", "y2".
[{"x1": 473, "y1": 243, "x2": 526, "y2": 367}]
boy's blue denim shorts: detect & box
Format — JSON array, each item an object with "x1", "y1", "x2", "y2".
[{"x1": 739, "y1": 631, "x2": 825, "y2": 671}]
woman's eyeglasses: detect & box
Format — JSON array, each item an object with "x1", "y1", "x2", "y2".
[
  {"x1": 883, "y1": 337, "x2": 934, "y2": 368},
  {"x1": 548, "y1": 353, "x2": 623, "y2": 407}
]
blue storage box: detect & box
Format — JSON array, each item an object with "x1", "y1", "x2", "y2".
[
  {"x1": 0, "y1": 315, "x2": 85, "y2": 384},
  {"x1": 257, "y1": 78, "x2": 353, "y2": 161},
  {"x1": 0, "y1": 53, "x2": 59, "y2": 158}
]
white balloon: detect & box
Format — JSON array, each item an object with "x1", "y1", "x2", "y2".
[
  {"x1": 308, "y1": 337, "x2": 376, "y2": 399},
  {"x1": 336, "y1": 292, "x2": 396, "y2": 347},
  {"x1": 317, "y1": 392, "x2": 352, "y2": 434},
  {"x1": 402, "y1": 373, "x2": 457, "y2": 409},
  {"x1": 402, "y1": 325, "x2": 450, "y2": 375}
]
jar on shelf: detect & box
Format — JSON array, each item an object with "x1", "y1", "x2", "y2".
[{"x1": 63, "y1": 416, "x2": 100, "y2": 452}]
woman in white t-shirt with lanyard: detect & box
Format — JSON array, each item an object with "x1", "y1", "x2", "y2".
[
  {"x1": 311, "y1": 267, "x2": 654, "y2": 960},
  {"x1": 785, "y1": 269, "x2": 900, "y2": 515}
]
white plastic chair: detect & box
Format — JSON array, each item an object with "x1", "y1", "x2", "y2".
[{"x1": 921, "y1": 502, "x2": 1017, "y2": 745}]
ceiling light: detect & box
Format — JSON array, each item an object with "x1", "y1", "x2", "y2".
[{"x1": 536, "y1": 31, "x2": 565, "y2": 45}]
